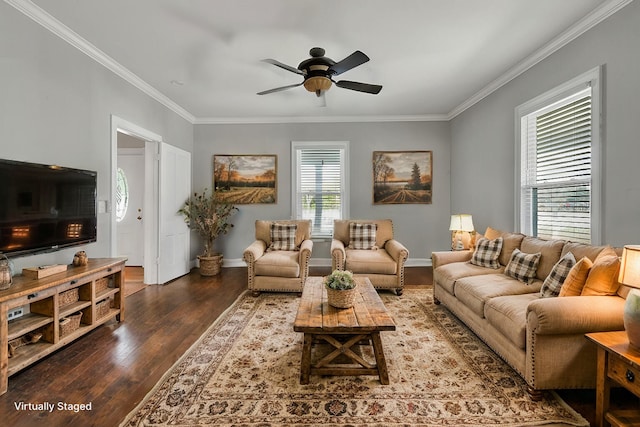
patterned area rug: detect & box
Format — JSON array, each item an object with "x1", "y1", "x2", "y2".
[{"x1": 121, "y1": 289, "x2": 588, "y2": 426}]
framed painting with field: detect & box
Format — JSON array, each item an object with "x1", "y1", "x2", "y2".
[
  {"x1": 372, "y1": 150, "x2": 432, "y2": 204},
  {"x1": 213, "y1": 155, "x2": 277, "y2": 204}
]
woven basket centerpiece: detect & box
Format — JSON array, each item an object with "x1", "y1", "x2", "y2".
[{"x1": 324, "y1": 270, "x2": 358, "y2": 309}]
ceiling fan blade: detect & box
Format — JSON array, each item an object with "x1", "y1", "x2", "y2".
[
  {"x1": 262, "y1": 59, "x2": 304, "y2": 75},
  {"x1": 335, "y1": 80, "x2": 382, "y2": 94},
  {"x1": 257, "y1": 82, "x2": 304, "y2": 95},
  {"x1": 328, "y1": 51, "x2": 370, "y2": 76}
]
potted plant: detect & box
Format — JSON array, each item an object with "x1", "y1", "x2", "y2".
[
  {"x1": 324, "y1": 270, "x2": 358, "y2": 308},
  {"x1": 178, "y1": 189, "x2": 238, "y2": 276}
]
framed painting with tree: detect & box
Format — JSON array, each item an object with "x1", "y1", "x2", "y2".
[
  {"x1": 213, "y1": 155, "x2": 277, "y2": 204},
  {"x1": 372, "y1": 151, "x2": 432, "y2": 204}
]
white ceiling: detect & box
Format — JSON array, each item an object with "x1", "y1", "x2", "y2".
[{"x1": 13, "y1": 0, "x2": 626, "y2": 123}]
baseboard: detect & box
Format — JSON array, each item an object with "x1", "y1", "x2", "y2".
[{"x1": 221, "y1": 257, "x2": 432, "y2": 268}]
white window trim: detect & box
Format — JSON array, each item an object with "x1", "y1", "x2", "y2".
[
  {"x1": 291, "y1": 141, "x2": 350, "y2": 238},
  {"x1": 514, "y1": 66, "x2": 602, "y2": 244}
]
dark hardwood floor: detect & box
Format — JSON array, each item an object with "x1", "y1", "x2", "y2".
[{"x1": 0, "y1": 266, "x2": 632, "y2": 426}]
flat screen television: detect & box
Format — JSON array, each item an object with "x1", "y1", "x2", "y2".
[{"x1": 0, "y1": 158, "x2": 97, "y2": 258}]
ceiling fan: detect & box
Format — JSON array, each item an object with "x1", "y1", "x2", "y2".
[{"x1": 258, "y1": 47, "x2": 383, "y2": 97}]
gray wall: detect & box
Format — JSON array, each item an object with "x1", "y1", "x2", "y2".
[
  {"x1": 4, "y1": 0, "x2": 637, "y2": 273},
  {"x1": 0, "y1": 3, "x2": 193, "y2": 271},
  {"x1": 450, "y1": 1, "x2": 640, "y2": 246},
  {"x1": 194, "y1": 121, "x2": 451, "y2": 264}
]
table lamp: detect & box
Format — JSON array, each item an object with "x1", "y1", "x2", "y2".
[
  {"x1": 449, "y1": 214, "x2": 474, "y2": 250},
  {"x1": 620, "y1": 245, "x2": 640, "y2": 348}
]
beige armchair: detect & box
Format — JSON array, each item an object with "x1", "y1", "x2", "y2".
[
  {"x1": 331, "y1": 219, "x2": 409, "y2": 295},
  {"x1": 243, "y1": 220, "x2": 313, "y2": 296}
]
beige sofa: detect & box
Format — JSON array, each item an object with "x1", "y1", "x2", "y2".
[
  {"x1": 331, "y1": 219, "x2": 409, "y2": 295},
  {"x1": 432, "y1": 227, "x2": 628, "y2": 399},
  {"x1": 243, "y1": 220, "x2": 313, "y2": 295}
]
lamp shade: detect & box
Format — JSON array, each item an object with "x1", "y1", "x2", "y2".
[
  {"x1": 449, "y1": 214, "x2": 474, "y2": 232},
  {"x1": 619, "y1": 245, "x2": 640, "y2": 288}
]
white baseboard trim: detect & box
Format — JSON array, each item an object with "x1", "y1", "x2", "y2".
[{"x1": 221, "y1": 257, "x2": 432, "y2": 268}]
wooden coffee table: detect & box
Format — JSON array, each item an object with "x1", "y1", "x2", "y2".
[{"x1": 293, "y1": 276, "x2": 396, "y2": 384}]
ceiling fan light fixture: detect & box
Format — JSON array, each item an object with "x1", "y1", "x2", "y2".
[{"x1": 303, "y1": 76, "x2": 332, "y2": 96}]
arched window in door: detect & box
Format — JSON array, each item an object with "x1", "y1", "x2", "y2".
[{"x1": 116, "y1": 167, "x2": 129, "y2": 222}]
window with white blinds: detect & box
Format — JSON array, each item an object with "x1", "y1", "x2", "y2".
[
  {"x1": 292, "y1": 142, "x2": 349, "y2": 238},
  {"x1": 517, "y1": 68, "x2": 601, "y2": 244}
]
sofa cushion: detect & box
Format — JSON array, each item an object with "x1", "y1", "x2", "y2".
[
  {"x1": 269, "y1": 223, "x2": 298, "y2": 251},
  {"x1": 349, "y1": 222, "x2": 378, "y2": 250},
  {"x1": 558, "y1": 256, "x2": 593, "y2": 296},
  {"x1": 504, "y1": 249, "x2": 541, "y2": 284},
  {"x1": 484, "y1": 293, "x2": 540, "y2": 350},
  {"x1": 345, "y1": 249, "x2": 397, "y2": 275},
  {"x1": 455, "y1": 274, "x2": 542, "y2": 318},
  {"x1": 470, "y1": 237, "x2": 503, "y2": 269},
  {"x1": 561, "y1": 242, "x2": 610, "y2": 263},
  {"x1": 540, "y1": 252, "x2": 576, "y2": 298},
  {"x1": 254, "y1": 251, "x2": 300, "y2": 278},
  {"x1": 520, "y1": 236, "x2": 565, "y2": 281},
  {"x1": 582, "y1": 247, "x2": 621, "y2": 296},
  {"x1": 434, "y1": 261, "x2": 505, "y2": 295},
  {"x1": 483, "y1": 227, "x2": 526, "y2": 266}
]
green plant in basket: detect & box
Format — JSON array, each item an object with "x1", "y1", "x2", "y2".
[{"x1": 324, "y1": 270, "x2": 356, "y2": 290}]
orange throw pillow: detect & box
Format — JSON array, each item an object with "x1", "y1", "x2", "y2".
[
  {"x1": 558, "y1": 256, "x2": 593, "y2": 296},
  {"x1": 581, "y1": 247, "x2": 621, "y2": 296}
]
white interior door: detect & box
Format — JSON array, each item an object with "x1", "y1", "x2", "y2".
[
  {"x1": 117, "y1": 149, "x2": 144, "y2": 266},
  {"x1": 158, "y1": 142, "x2": 191, "y2": 284}
]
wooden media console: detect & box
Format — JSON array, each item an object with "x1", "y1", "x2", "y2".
[{"x1": 0, "y1": 257, "x2": 127, "y2": 395}]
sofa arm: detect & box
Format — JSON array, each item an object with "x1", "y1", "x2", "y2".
[
  {"x1": 243, "y1": 240, "x2": 267, "y2": 264},
  {"x1": 431, "y1": 250, "x2": 473, "y2": 270},
  {"x1": 385, "y1": 239, "x2": 409, "y2": 263},
  {"x1": 331, "y1": 239, "x2": 346, "y2": 270},
  {"x1": 527, "y1": 295, "x2": 625, "y2": 335}
]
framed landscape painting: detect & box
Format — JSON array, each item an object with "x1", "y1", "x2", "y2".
[
  {"x1": 213, "y1": 155, "x2": 277, "y2": 204},
  {"x1": 372, "y1": 150, "x2": 432, "y2": 204}
]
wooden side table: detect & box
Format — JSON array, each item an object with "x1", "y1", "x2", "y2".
[{"x1": 586, "y1": 331, "x2": 640, "y2": 427}]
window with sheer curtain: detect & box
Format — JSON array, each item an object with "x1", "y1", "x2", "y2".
[
  {"x1": 292, "y1": 141, "x2": 349, "y2": 238},
  {"x1": 517, "y1": 68, "x2": 601, "y2": 244}
]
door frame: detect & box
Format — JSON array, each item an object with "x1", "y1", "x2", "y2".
[{"x1": 110, "y1": 115, "x2": 161, "y2": 284}]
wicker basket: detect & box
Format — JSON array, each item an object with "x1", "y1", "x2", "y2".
[
  {"x1": 59, "y1": 312, "x2": 83, "y2": 337},
  {"x1": 95, "y1": 277, "x2": 110, "y2": 293},
  {"x1": 198, "y1": 254, "x2": 223, "y2": 276},
  {"x1": 326, "y1": 285, "x2": 358, "y2": 309},
  {"x1": 59, "y1": 288, "x2": 79, "y2": 307},
  {"x1": 95, "y1": 298, "x2": 111, "y2": 318}
]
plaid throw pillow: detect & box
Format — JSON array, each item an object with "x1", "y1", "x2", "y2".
[
  {"x1": 540, "y1": 252, "x2": 576, "y2": 298},
  {"x1": 349, "y1": 223, "x2": 377, "y2": 250},
  {"x1": 504, "y1": 248, "x2": 541, "y2": 284},
  {"x1": 269, "y1": 223, "x2": 297, "y2": 251},
  {"x1": 470, "y1": 237, "x2": 503, "y2": 269}
]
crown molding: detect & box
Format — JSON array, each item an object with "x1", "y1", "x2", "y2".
[
  {"x1": 5, "y1": 0, "x2": 196, "y2": 124},
  {"x1": 446, "y1": 0, "x2": 633, "y2": 120},
  {"x1": 193, "y1": 114, "x2": 448, "y2": 125}
]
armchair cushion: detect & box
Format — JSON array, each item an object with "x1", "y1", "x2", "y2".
[
  {"x1": 269, "y1": 223, "x2": 298, "y2": 251},
  {"x1": 255, "y1": 220, "x2": 311, "y2": 248},
  {"x1": 348, "y1": 222, "x2": 378, "y2": 250},
  {"x1": 345, "y1": 249, "x2": 397, "y2": 275},
  {"x1": 334, "y1": 219, "x2": 393, "y2": 248},
  {"x1": 254, "y1": 251, "x2": 300, "y2": 278}
]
